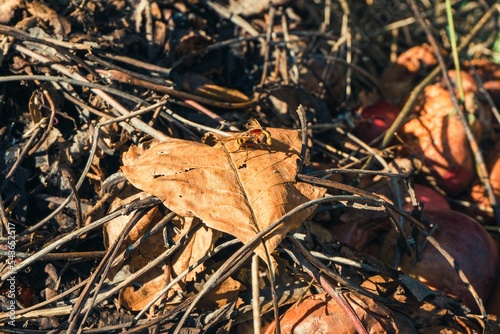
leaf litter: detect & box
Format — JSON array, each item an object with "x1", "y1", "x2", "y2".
[
  {"x1": 121, "y1": 125, "x2": 325, "y2": 264},
  {"x1": 0, "y1": 0, "x2": 500, "y2": 333}
]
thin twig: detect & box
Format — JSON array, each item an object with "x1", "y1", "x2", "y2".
[
  {"x1": 172, "y1": 192, "x2": 423, "y2": 332},
  {"x1": 98, "y1": 68, "x2": 259, "y2": 109},
  {"x1": 130, "y1": 238, "x2": 241, "y2": 326},
  {"x1": 1, "y1": 208, "x2": 122, "y2": 281},
  {"x1": 259, "y1": 5, "x2": 276, "y2": 86},
  {"x1": 0, "y1": 74, "x2": 149, "y2": 106},
  {"x1": 251, "y1": 253, "x2": 262, "y2": 334},
  {"x1": 204, "y1": 0, "x2": 260, "y2": 37},
  {"x1": 297, "y1": 105, "x2": 308, "y2": 173},
  {"x1": 68, "y1": 205, "x2": 155, "y2": 333},
  {"x1": 14, "y1": 44, "x2": 168, "y2": 141},
  {"x1": 17, "y1": 100, "x2": 169, "y2": 237},
  {"x1": 26, "y1": 88, "x2": 57, "y2": 155},
  {"x1": 1, "y1": 120, "x2": 46, "y2": 190}
]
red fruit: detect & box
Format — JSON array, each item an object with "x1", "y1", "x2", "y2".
[
  {"x1": 465, "y1": 145, "x2": 500, "y2": 223},
  {"x1": 356, "y1": 100, "x2": 400, "y2": 142},
  {"x1": 263, "y1": 292, "x2": 410, "y2": 334},
  {"x1": 331, "y1": 183, "x2": 449, "y2": 256},
  {"x1": 380, "y1": 209, "x2": 498, "y2": 312},
  {"x1": 488, "y1": 148, "x2": 500, "y2": 199},
  {"x1": 403, "y1": 183, "x2": 450, "y2": 211},
  {"x1": 463, "y1": 59, "x2": 500, "y2": 106},
  {"x1": 486, "y1": 237, "x2": 500, "y2": 317},
  {"x1": 401, "y1": 82, "x2": 479, "y2": 195}
]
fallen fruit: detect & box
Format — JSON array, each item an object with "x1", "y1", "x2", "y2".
[
  {"x1": 467, "y1": 145, "x2": 500, "y2": 223},
  {"x1": 331, "y1": 182, "x2": 449, "y2": 256},
  {"x1": 329, "y1": 217, "x2": 390, "y2": 257},
  {"x1": 400, "y1": 76, "x2": 485, "y2": 195},
  {"x1": 402, "y1": 183, "x2": 450, "y2": 211},
  {"x1": 486, "y1": 237, "x2": 500, "y2": 317},
  {"x1": 464, "y1": 59, "x2": 500, "y2": 106},
  {"x1": 263, "y1": 291, "x2": 410, "y2": 334},
  {"x1": 379, "y1": 209, "x2": 498, "y2": 313},
  {"x1": 381, "y1": 43, "x2": 439, "y2": 105},
  {"x1": 487, "y1": 148, "x2": 500, "y2": 200},
  {"x1": 355, "y1": 100, "x2": 400, "y2": 142}
]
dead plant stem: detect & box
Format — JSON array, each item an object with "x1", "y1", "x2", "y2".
[
  {"x1": 13, "y1": 44, "x2": 168, "y2": 141},
  {"x1": 251, "y1": 253, "x2": 262, "y2": 334}
]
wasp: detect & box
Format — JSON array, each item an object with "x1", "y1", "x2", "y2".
[
  {"x1": 216, "y1": 119, "x2": 272, "y2": 159},
  {"x1": 235, "y1": 118, "x2": 272, "y2": 150}
]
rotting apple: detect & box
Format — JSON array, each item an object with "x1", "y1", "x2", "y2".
[
  {"x1": 331, "y1": 182, "x2": 449, "y2": 256},
  {"x1": 379, "y1": 209, "x2": 498, "y2": 313},
  {"x1": 402, "y1": 183, "x2": 450, "y2": 212},
  {"x1": 463, "y1": 59, "x2": 500, "y2": 107},
  {"x1": 466, "y1": 145, "x2": 500, "y2": 223},
  {"x1": 400, "y1": 78, "x2": 485, "y2": 196},
  {"x1": 381, "y1": 43, "x2": 439, "y2": 105},
  {"x1": 262, "y1": 291, "x2": 412, "y2": 334},
  {"x1": 487, "y1": 148, "x2": 500, "y2": 200},
  {"x1": 329, "y1": 217, "x2": 391, "y2": 258},
  {"x1": 355, "y1": 100, "x2": 400, "y2": 143},
  {"x1": 486, "y1": 236, "x2": 500, "y2": 317}
]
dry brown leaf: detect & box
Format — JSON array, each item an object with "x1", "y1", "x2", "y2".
[
  {"x1": 26, "y1": 1, "x2": 71, "y2": 37},
  {"x1": 180, "y1": 72, "x2": 251, "y2": 103},
  {"x1": 198, "y1": 276, "x2": 245, "y2": 310},
  {"x1": 121, "y1": 127, "x2": 326, "y2": 263},
  {"x1": 103, "y1": 188, "x2": 166, "y2": 286},
  {"x1": 170, "y1": 216, "x2": 221, "y2": 282},
  {"x1": 118, "y1": 268, "x2": 166, "y2": 311},
  {"x1": 0, "y1": 0, "x2": 21, "y2": 24},
  {"x1": 104, "y1": 189, "x2": 161, "y2": 252},
  {"x1": 228, "y1": 0, "x2": 293, "y2": 16},
  {"x1": 193, "y1": 84, "x2": 251, "y2": 103},
  {"x1": 113, "y1": 217, "x2": 220, "y2": 311},
  {"x1": 106, "y1": 195, "x2": 221, "y2": 311},
  {"x1": 172, "y1": 32, "x2": 213, "y2": 60}
]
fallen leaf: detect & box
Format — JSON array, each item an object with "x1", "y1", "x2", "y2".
[
  {"x1": 198, "y1": 276, "x2": 245, "y2": 310},
  {"x1": 228, "y1": 0, "x2": 293, "y2": 16},
  {"x1": 106, "y1": 192, "x2": 220, "y2": 310},
  {"x1": 0, "y1": 0, "x2": 21, "y2": 24},
  {"x1": 180, "y1": 72, "x2": 251, "y2": 103},
  {"x1": 172, "y1": 32, "x2": 213, "y2": 60},
  {"x1": 104, "y1": 188, "x2": 165, "y2": 283},
  {"x1": 113, "y1": 217, "x2": 221, "y2": 311},
  {"x1": 170, "y1": 216, "x2": 221, "y2": 283},
  {"x1": 121, "y1": 126, "x2": 325, "y2": 263},
  {"x1": 119, "y1": 268, "x2": 166, "y2": 311},
  {"x1": 104, "y1": 189, "x2": 161, "y2": 253},
  {"x1": 26, "y1": 1, "x2": 71, "y2": 37}
]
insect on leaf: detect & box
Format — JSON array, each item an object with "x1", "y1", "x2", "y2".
[{"x1": 121, "y1": 126, "x2": 326, "y2": 262}]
